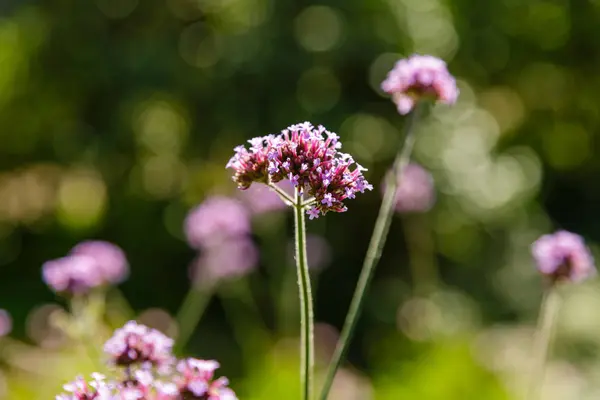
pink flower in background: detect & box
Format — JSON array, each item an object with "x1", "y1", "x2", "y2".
[
  {"x1": 236, "y1": 179, "x2": 294, "y2": 215},
  {"x1": 70, "y1": 240, "x2": 129, "y2": 284},
  {"x1": 531, "y1": 230, "x2": 596, "y2": 283},
  {"x1": 382, "y1": 163, "x2": 435, "y2": 213},
  {"x1": 381, "y1": 54, "x2": 458, "y2": 114},
  {"x1": 184, "y1": 196, "x2": 251, "y2": 250},
  {"x1": 103, "y1": 320, "x2": 174, "y2": 370},
  {"x1": 190, "y1": 236, "x2": 259, "y2": 286},
  {"x1": 0, "y1": 309, "x2": 11, "y2": 337},
  {"x1": 42, "y1": 255, "x2": 104, "y2": 294}
]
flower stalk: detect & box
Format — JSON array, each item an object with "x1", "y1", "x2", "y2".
[
  {"x1": 319, "y1": 102, "x2": 426, "y2": 400},
  {"x1": 527, "y1": 285, "x2": 561, "y2": 400},
  {"x1": 174, "y1": 285, "x2": 212, "y2": 354},
  {"x1": 294, "y1": 187, "x2": 315, "y2": 400}
]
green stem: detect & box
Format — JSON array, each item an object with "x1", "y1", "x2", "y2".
[
  {"x1": 174, "y1": 285, "x2": 212, "y2": 354},
  {"x1": 527, "y1": 285, "x2": 561, "y2": 400},
  {"x1": 70, "y1": 293, "x2": 105, "y2": 369},
  {"x1": 318, "y1": 102, "x2": 425, "y2": 400},
  {"x1": 269, "y1": 182, "x2": 294, "y2": 206},
  {"x1": 294, "y1": 188, "x2": 315, "y2": 400}
]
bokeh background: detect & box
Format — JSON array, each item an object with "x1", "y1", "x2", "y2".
[{"x1": 1, "y1": 0, "x2": 600, "y2": 398}]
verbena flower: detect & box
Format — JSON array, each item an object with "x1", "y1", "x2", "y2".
[
  {"x1": 42, "y1": 255, "x2": 105, "y2": 294},
  {"x1": 103, "y1": 320, "x2": 174, "y2": 370},
  {"x1": 531, "y1": 230, "x2": 596, "y2": 283},
  {"x1": 173, "y1": 358, "x2": 238, "y2": 399},
  {"x1": 190, "y1": 236, "x2": 258, "y2": 287},
  {"x1": 184, "y1": 196, "x2": 251, "y2": 250},
  {"x1": 0, "y1": 309, "x2": 12, "y2": 337},
  {"x1": 56, "y1": 373, "x2": 112, "y2": 400},
  {"x1": 58, "y1": 321, "x2": 238, "y2": 399},
  {"x1": 227, "y1": 122, "x2": 372, "y2": 219},
  {"x1": 70, "y1": 240, "x2": 129, "y2": 285},
  {"x1": 381, "y1": 54, "x2": 458, "y2": 115},
  {"x1": 382, "y1": 163, "x2": 435, "y2": 213}
]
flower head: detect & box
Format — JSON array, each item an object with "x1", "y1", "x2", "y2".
[
  {"x1": 103, "y1": 321, "x2": 174, "y2": 370},
  {"x1": 189, "y1": 236, "x2": 258, "y2": 286},
  {"x1": 227, "y1": 122, "x2": 372, "y2": 219},
  {"x1": 531, "y1": 230, "x2": 596, "y2": 283},
  {"x1": 381, "y1": 54, "x2": 458, "y2": 114},
  {"x1": 383, "y1": 163, "x2": 435, "y2": 213},
  {"x1": 70, "y1": 240, "x2": 129, "y2": 284},
  {"x1": 56, "y1": 373, "x2": 112, "y2": 400},
  {"x1": 42, "y1": 255, "x2": 105, "y2": 294},
  {"x1": 173, "y1": 358, "x2": 238, "y2": 400},
  {"x1": 184, "y1": 196, "x2": 251, "y2": 250}
]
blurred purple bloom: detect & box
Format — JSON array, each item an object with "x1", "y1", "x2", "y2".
[
  {"x1": 531, "y1": 230, "x2": 596, "y2": 283},
  {"x1": 190, "y1": 236, "x2": 258, "y2": 286},
  {"x1": 56, "y1": 373, "x2": 112, "y2": 400},
  {"x1": 173, "y1": 358, "x2": 238, "y2": 399},
  {"x1": 70, "y1": 240, "x2": 129, "y2": 284},
  {"x1": 103, "y1": 320, "x2": 174, "y2": 370},
  {"x1": 42, "y1": 255, "x2": 104, "y2": 294},
  {"x1": 0, "y1": 309, "x2": 11, "y2": 337},
  {"x1": 382, "y1": 163, "x2": 435, "y2": 213},
  {"x1": 184, "y1": 196, "x2": 251, "y2": 250},
  {"x1": 227, "y1": 122, "x2": 372, "y2": 218},
  {"x1": 236, "y1": 180, "x2": 293, "y2": 215},
  {"x1": 381, "y1": 54, "x2": 458, "y2": 114}
]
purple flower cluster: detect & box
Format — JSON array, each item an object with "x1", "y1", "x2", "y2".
[
  {"x1": 383, "y1": 163, "x2": 435, "y2": 213},
  {"x1": 42, "y1": 240, "x2": 129, "y2": 294},
  {"x1": 227, "y1": 122, "x2": 373, "y2": 219},
  {"x1": 531, "y1": 230, "x2": 596, "y2": 283},
  {"x1": 381, "y1": 54, "x2": 458, "y2": 115},
  {"x1": 104, "y1": 320, "x2": 175, "y2": 370},
  {"x1": 184, "y1": 196, "x2": 259, "y2": 286},
  {"x1": 57, "y1": 321, "x2": 238, "y2": 400}
]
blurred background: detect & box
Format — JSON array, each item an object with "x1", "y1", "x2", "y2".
[{"x1": 1, "y1": 0, "x2": 600, "y2": 398}]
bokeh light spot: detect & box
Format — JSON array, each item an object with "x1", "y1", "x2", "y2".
[
  {"x1": 294, "y1": 6, "x2": 344, "y2": 52},
  {"x1": 297, "y1": 67, "x2": 341, "y2": 113},
  {"x1": 56, "y1": 169, "x2": 107, "y2": 230}
]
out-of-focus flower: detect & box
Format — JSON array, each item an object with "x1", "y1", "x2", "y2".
[
  {"x1": 174, "y1": 358, "x2": 238, "y2": 400},
  {"x1": 190, "y1": 236, "x2": 259, "y2": 286},
  {"x1": 236, "y1": 179, "x2": 294, "y2": 215},
  {"x1": 184, "y1": 196, "x2": 251, "y2": 250},
  {"x1": 287, "y1": 234, "x2": 332, "y2": 270},
  {"x1": 531, "y1": 230, "x2": 596, "y2": 283},
  {"x1": 56, "y1": 373, "x2": 112, "y2": 400},
  {"x1": 103, "y1": 320, "x2": 174, "y2": 370},
  {"x1": 382, "y1": 163, "x2": 435, "y2": 213},
  {"x1": 227, "y1": 122, "x2": 372, "y2": 219},
  {"x1": 381, "y1": 54, "x2": 458, "y2": 114},
  {"x1": 70, "y1": 240, "x2": 129, "y2": 284},
  {"x1": 42, "y1": 255, "x2": 104, "y2": 294},
  {"x1": 0, "y1": 310, "x2": 11, "y2": 337}
]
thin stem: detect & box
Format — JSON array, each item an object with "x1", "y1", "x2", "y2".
[
  {"x1": 319, "y1": 102, "x2": 425, "y2": 400},
  {"x1": 269, "y1": 182, "x2": 294, "y2": 206},
  {"x1": 527, "y1": 285, "x2": 561, "y2": 400},
  {"x1": 174, "y1": 285, "x2": 212, "y2": 354},
  {"x1": 70, "y1": 293, "x2": 104, "y2": 369},
  {"x1": 294, "y1": 188, "x2": 315, "y2": 400}
]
